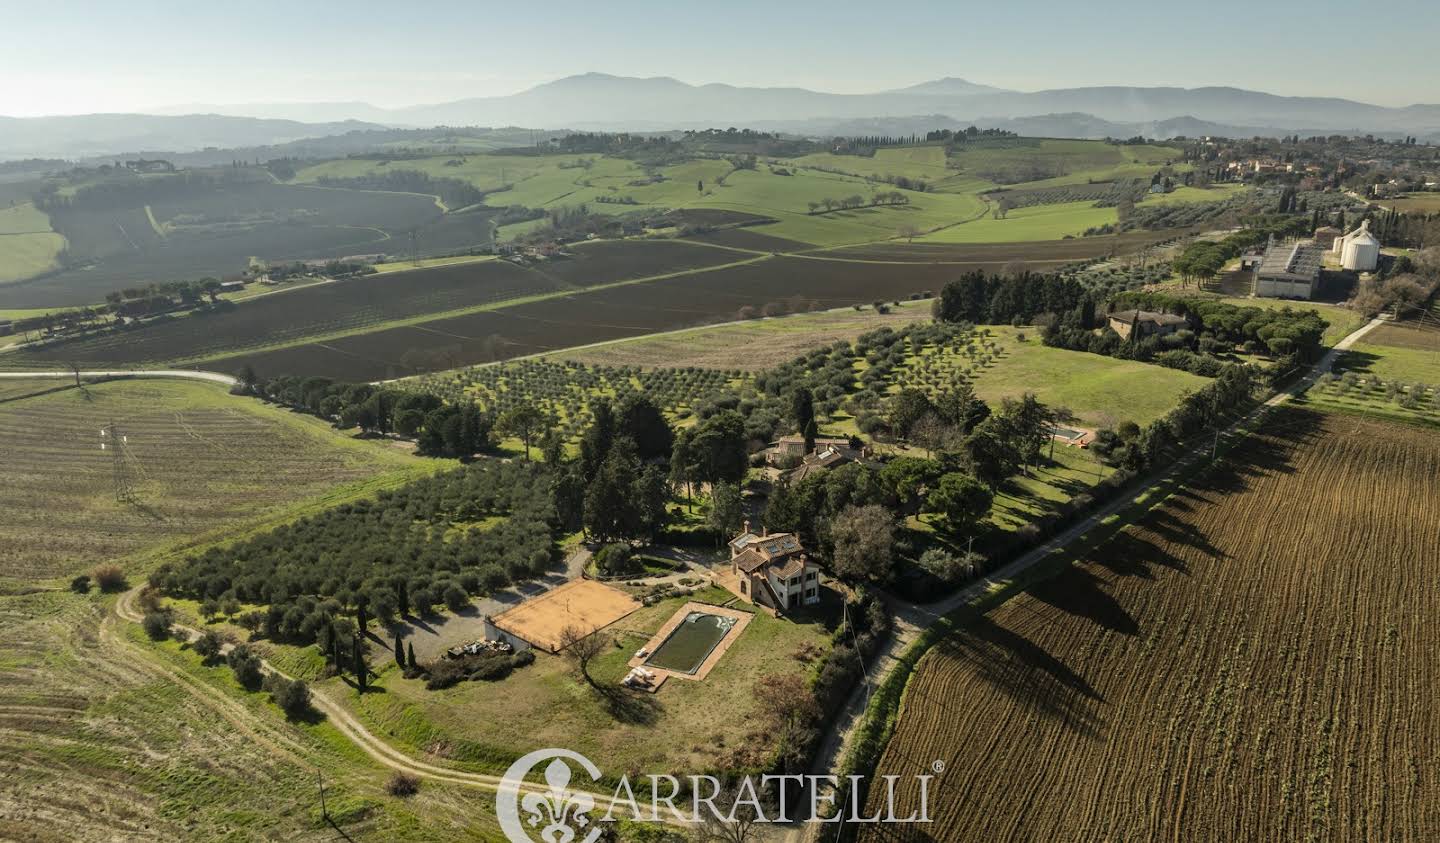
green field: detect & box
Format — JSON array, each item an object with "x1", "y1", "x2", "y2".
[
  {"x1": 293, "y1": 139, "x2": 1204, "y2": 251},
  {"x1": 918, "y1": 199, "x2": 1117, "y2": 243},
  {"x1": 1343, "y1": 327, "x2": 1440, "y2": 383},
  {"x1": 0, "y1": 202, "x2": 65, "y2": 283},
  {"x1": 964, "y1": 326, "x2": 1208, "y2": 426}
]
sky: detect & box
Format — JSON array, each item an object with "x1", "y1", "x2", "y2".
[{"x1": 3, "y1": 0, "x2": 1438, "y2": 116}]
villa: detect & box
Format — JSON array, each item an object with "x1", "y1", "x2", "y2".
[{"x1": 721, "y1": 523, "x2": 822, "y2": 614}]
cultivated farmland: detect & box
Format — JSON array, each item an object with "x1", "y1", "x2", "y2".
[
  {"x1": 7, "y1": 240, "x2": 750, "y2": 370},
  {"x1": 0, "y1": 378, "x2": 420, "y2": 585},
  {"x1": 5, "y1": 181, "x2": 501, "y2": 308},
  {"x1": 861, "y1": 409, "x2": 1440, "y2": 842}
]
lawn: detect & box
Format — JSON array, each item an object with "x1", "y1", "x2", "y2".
[
  {"x1": 917, "y1": 200, "x2": 1116, "y2": 243},
  {"x1": 0, "y1": 202, "x2": 65, "y2": 283},
  {"x1": 335, "y1": 584, "x2": 838, "y2": 778},
  {"x1": 964, "y1": 327, "x2": 1207, "y2": 426},
  {"x1": 1341, "y1": 327, "x2": 1440, "y2": 383},
  {"x1": 0, "y1": 378, "x2": 427, "y2": 586}
]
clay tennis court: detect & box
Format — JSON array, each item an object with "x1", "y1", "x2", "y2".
[{"x1": 489, "y1": 579, "x2": 641, "y2": 653}]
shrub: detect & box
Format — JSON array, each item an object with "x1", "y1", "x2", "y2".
[
  {"x1": 594, "y1": 543, "x2": 639, "y2": 577},
  {"x1": 192, "y1": 630, "x2": 224, "y2": 663},
  {"x1": 69, "y1": 575, "x2": 91, "y2": 594},
  {"x1": 386, "y1": 772, "x2": 421, "y2": 798},
  {"x1": 142, "y1": 610, "x2": 172, "y2": 641},
  {"x1": 264, "y1": 674, "x2": 312, "y2": 719},
  {"x1": 442, "y1": 584, "x2": 469, "y2": 614},
  {"x1": 227, "y1": 644, "x2": 264, "y2": 690},
  {"x1": 91, "y1": 565, "x2": 127, "y2": 593}
]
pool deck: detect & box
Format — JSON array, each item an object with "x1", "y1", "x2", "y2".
[{"x1": 626, "y1": 601, "x2": 753, "y2": 689}]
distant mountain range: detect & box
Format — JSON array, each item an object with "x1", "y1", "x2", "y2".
[
  {"x1": 0, "y1": 114, "x2": 385, "y2": 161},
  {"x1": 4, "y1": 73, "x2": 1439, "y2": 161}
]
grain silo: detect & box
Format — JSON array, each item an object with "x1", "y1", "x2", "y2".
[{"x1": 1340, "y1": 220, "x2": 1380, "y2": 271}]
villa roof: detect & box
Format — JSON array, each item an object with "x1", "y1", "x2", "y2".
[
  {"x1": 1108, "y1": 310, "x2": 1188, "y2": 326},
  {"x1": 734, "y1": 548, "x2": 770, "y2": 575},
  {"x1": 772, "y1": 557, "x2": 806, "y2": 580}
]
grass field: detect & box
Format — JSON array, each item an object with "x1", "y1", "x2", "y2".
[
  {"x1": 862, "y1": 409, "x2": 1440, "y2": 841},
  {"x1": 962, "y1": 327, "x2": 1207, "y2": 426},
  {"x1": 1379, "y1": 193, "x2": 1440, "y2": 214},
  {"x1": 1340, "y1": 323, "x2": 1440, "y2": 383},
  {"x1": 916, "y1": 200, "x2": 1117, "y2": 243},
  {"x1": 0, "y1": 378, "x2": 424, "y2": 586},
  {"x1": 0, "y1": 203, "x2": 65, "y2": 284}
]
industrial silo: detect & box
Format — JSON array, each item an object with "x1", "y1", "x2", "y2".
[{"x1": 1341, "y1": 221, "x2": 1380, "y2": 271}]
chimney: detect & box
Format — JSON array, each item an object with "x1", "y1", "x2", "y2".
[
  {"x1": 742, "y1": 519, "x2": 751, "y2": 536},
  {"x1": 761, "y1": 525, "x2": 769, "y2": 538}
]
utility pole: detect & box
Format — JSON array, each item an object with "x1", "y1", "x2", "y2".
[
  {"x1": 317, "y1": 770, "x2": 329, "y2": 822},
  {"x1": 100, "y1": 422, "x2": 135, "y2": 503}
]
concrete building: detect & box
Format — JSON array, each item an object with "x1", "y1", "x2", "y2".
[{"x1": 1255, "y1": 239, "x2": 1324, "y2": 300}]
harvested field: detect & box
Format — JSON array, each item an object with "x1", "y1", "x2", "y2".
[
  {"x1": 208, "y1": 254, "x2": 982, "y2": 380},
  {"x1": 0, "y1": 591, "x2": 500, "y2": 841},
  {"x1": 861, "y1": 409, "x2": 1440, "y2": 842},
  {"x1": 553, "y1": 303, "x2": 933, "y2": 370},
  {"x1": 682, "y1": 227, "x2": 811, "y2": 252},
  {"x1": 0, "y1": 378, "x2": 417, "y2": 584},
  {"x1": 488, "y1": 579, "x2": 640, "y2": 653}
]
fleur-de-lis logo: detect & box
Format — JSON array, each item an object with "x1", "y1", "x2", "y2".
[
  {"x1": 497, "y1": 749, "x2": 604, "y2": 843},
  {"x1": 520, "y1": 758, "x2": 595, "y2": 842}
]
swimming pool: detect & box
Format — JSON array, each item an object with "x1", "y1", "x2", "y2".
[{"x1": 644, "y1": 611, "x2": 737, "y2": 674}]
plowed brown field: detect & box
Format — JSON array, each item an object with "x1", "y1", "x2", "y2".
[{"x1": 862, "y1": 409, "x2": 1440, "y2": 842}]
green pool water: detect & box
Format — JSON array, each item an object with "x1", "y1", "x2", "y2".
[{"x1": 644, "y1": 612, "x2": 735, "y2": 674}]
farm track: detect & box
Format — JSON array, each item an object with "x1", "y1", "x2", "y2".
[
  {"x1": 109, "y1": 589, "x2": 676, "y2": 822},
  {"x1": 858, "y1": 408, "x2": 1440, "y2": 841}
]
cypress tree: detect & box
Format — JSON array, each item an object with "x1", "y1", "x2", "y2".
[
  {"x1": 394, "y1": 636, "x2": 405, "y2": 668},
  {"x1": 406, "y1": 642, "x2": 417, "y2": 670},
  {"x1": 353, "y1": 634, "x2": 367, "y2": 693}
]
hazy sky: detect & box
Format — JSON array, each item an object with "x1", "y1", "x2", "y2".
[{"x1": 3, "y1": 0, "x2": 1437, "y2": 116}]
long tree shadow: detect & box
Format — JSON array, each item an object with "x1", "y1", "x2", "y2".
[
  {"x1": 594, "y1": 685, "x2": 662, "y2": 726},
  {"x1": 1028, "y1": 565, "x2": 1140, "y2": 636},
  {"x1": 932, "y1": 614, "x2": 1104, "y2": 739}
]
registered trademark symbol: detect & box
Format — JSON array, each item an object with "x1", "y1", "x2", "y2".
[{"x1": 932, "y1": 759, "x2": 945, "y2": 774}]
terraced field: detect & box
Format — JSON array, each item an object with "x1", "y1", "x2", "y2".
[
  {"x1": 861, "y1": 409, "x2": 1440, "y2": 842},
  {"x1": 0, "y1": 378, "x2": 420, "y2": 585}
]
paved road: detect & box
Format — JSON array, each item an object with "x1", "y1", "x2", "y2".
[
  {"x1": 792, "y1": 316, "x2": 1385, "y2": 840},
  {"x1": 0, "y1": 368, "x2": 238, "y2": 386}
]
